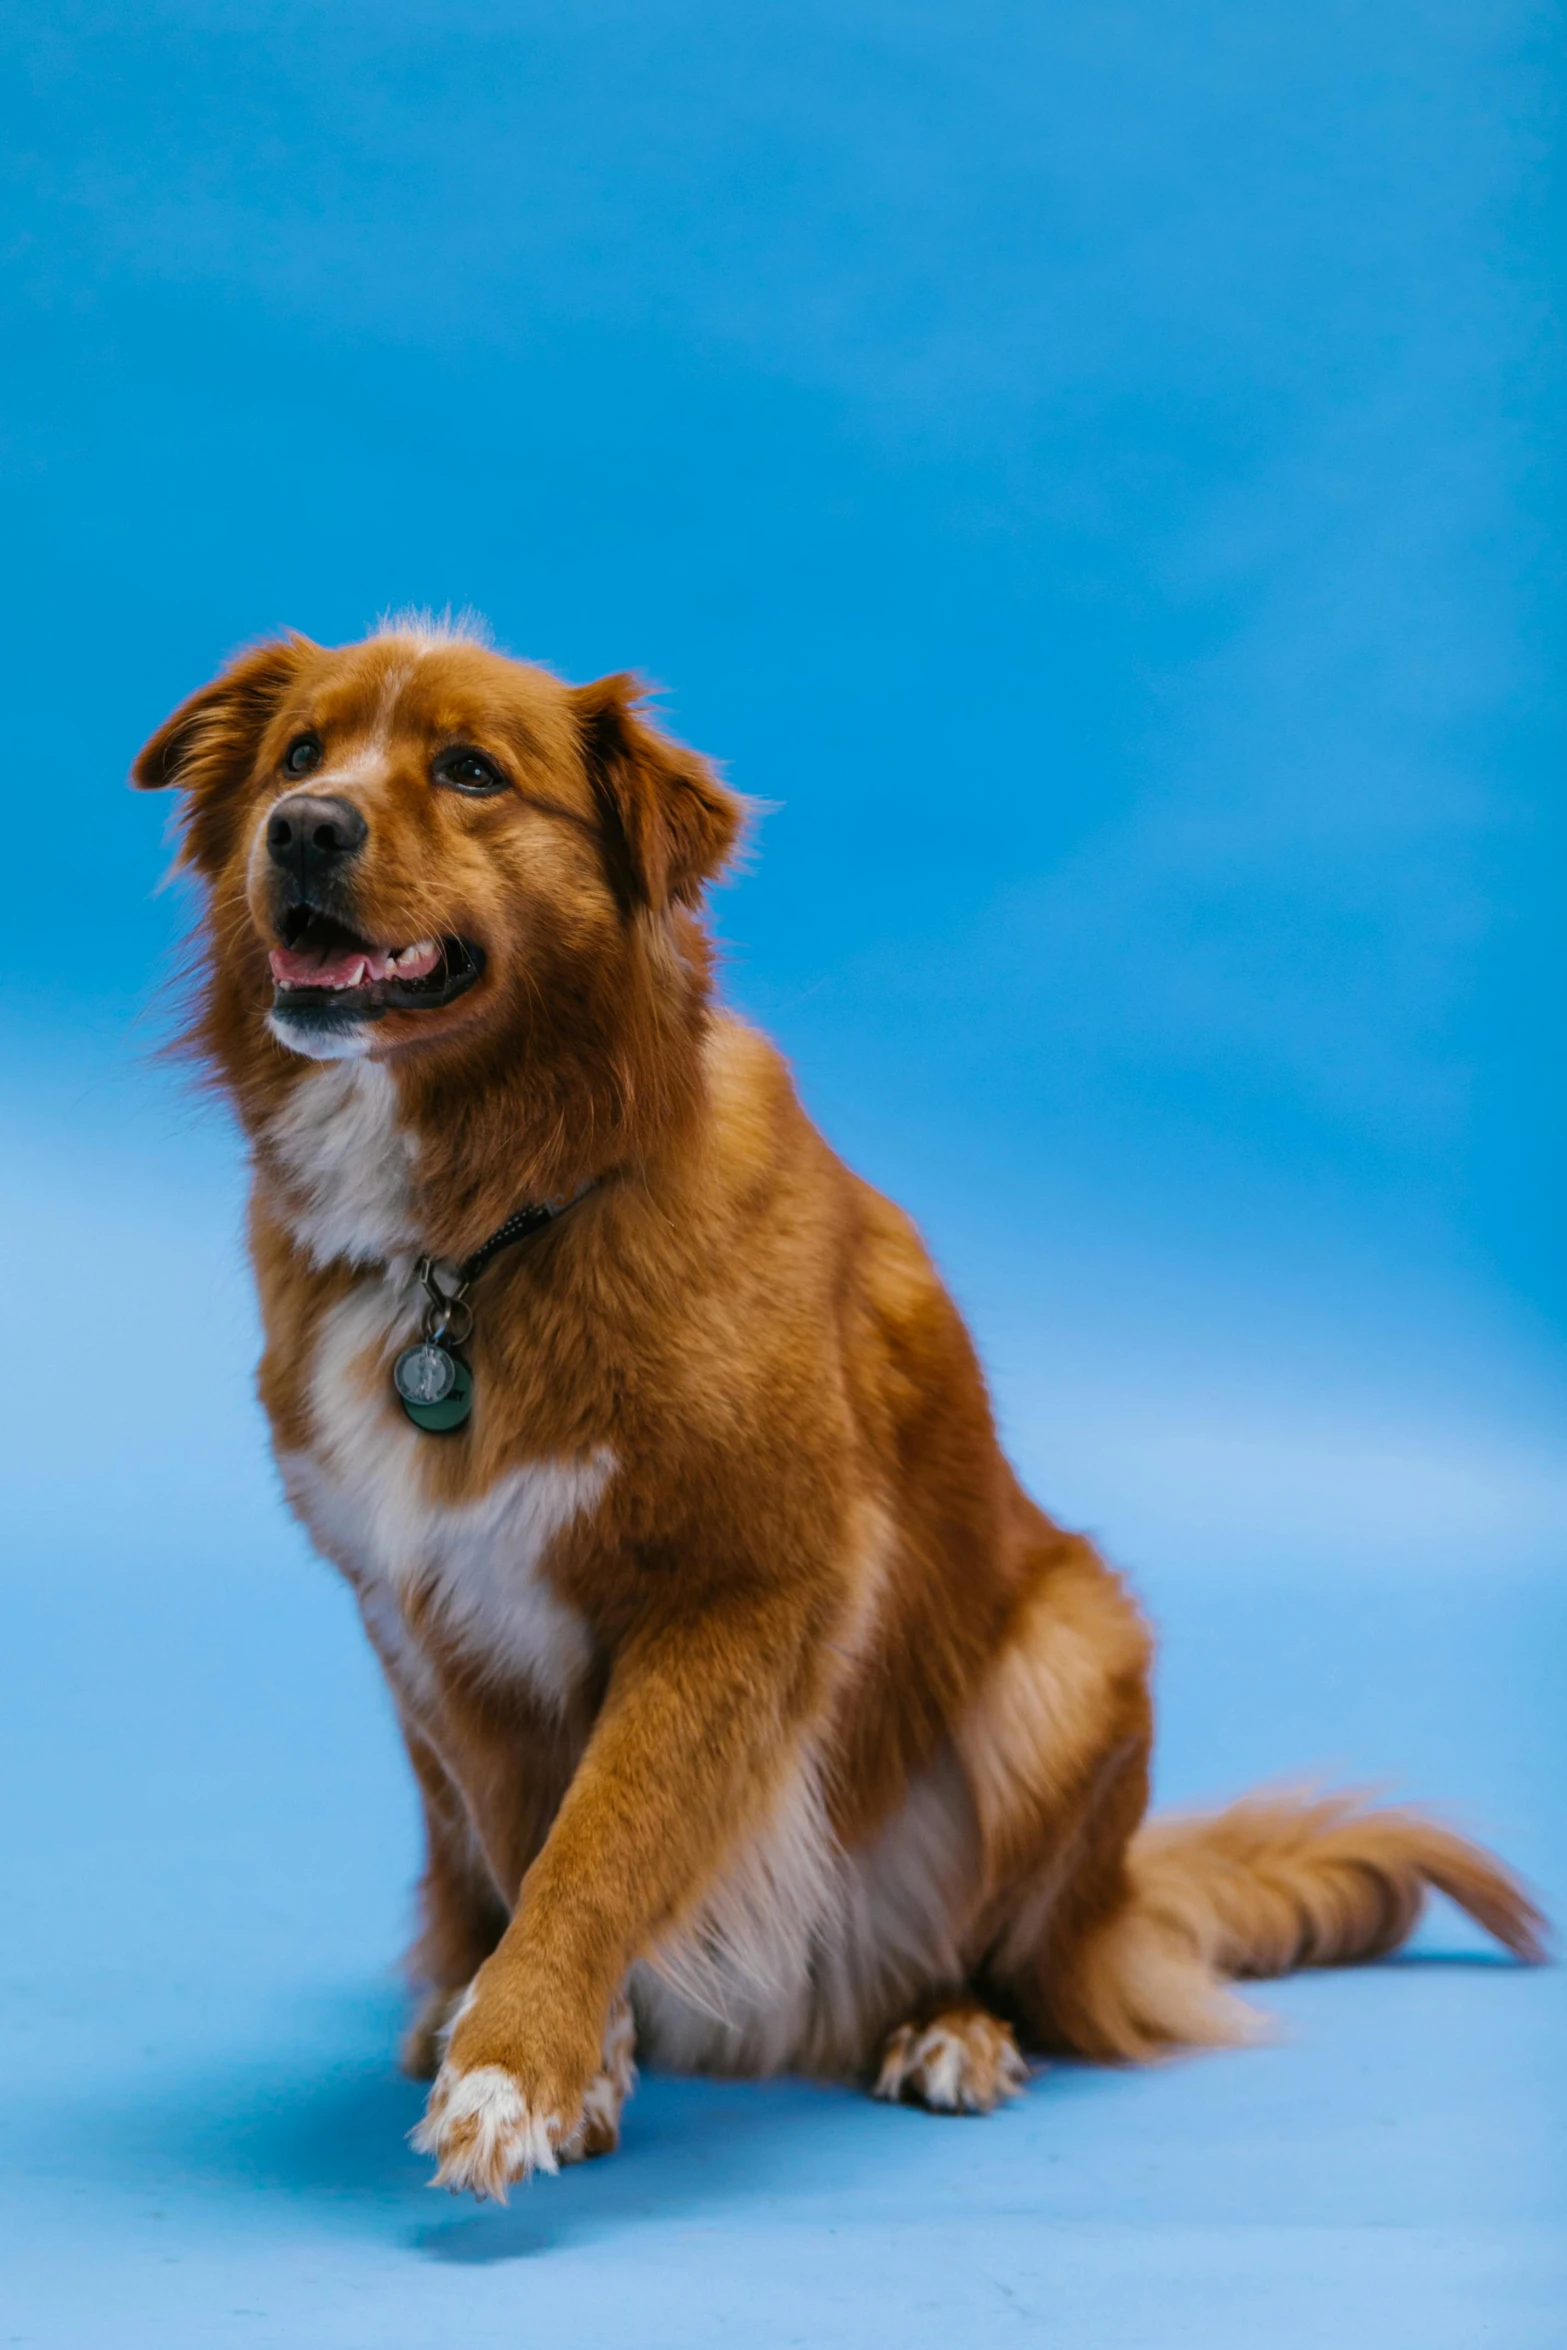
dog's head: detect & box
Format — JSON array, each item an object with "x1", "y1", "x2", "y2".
[{"x1": 134, "y1": 624, "x2": 741, "y2": 1129}]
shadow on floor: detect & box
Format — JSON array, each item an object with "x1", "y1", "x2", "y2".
[{"x1": 15, "y1": 1944, "x2": 1544, "y2": 2266}]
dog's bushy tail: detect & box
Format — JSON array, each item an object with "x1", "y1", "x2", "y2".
[{"x1": 1041, "y1": 1790, "x2": 1547, "y2": 2061}]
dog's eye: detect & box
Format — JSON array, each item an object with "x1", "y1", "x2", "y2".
[
  {"x1": 284, "y1": 735, "x2": 323, "y2": 777},
  {"x1": 435, "y1": 748, "x2": 508, "y2": 797}
]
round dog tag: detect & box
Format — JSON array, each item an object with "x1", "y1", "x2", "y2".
[
  {"x1": 397, "y1": 1354, "x2": 474, "y2": 1433},
  {"x1": 395, "y1": 1342, "x2": 458, "y2": 1406}
]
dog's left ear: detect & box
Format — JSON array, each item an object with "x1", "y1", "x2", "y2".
[
  {"x1": 572, "y1": 674, "x2": 741, "y2": 913},
  {"x1": 131, "y1": 634, "x2": 317, "y2": 872}
]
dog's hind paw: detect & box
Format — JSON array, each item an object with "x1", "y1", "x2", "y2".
[
  {"x1": 874, "y1": 2002, "x2": 1031, "y2": 2115},
  {"x1": 561, "y1": 1992, "x2": 638, "y2": 2162}
]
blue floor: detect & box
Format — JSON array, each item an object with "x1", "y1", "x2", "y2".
[{"x1": 3, "y1": 1068, "x2": 1563, "y2": 2348}]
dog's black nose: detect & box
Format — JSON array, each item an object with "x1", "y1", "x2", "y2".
[{"x1": 266, "y1": 794, "x2": 368, "y2": 886}]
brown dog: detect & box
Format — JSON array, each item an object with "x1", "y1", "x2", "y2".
[{"x1": 134, "y1": 616, "x2": 1544, "y2": 2201}]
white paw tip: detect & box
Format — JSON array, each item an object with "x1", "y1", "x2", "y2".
[{"x1": 411, "y1": 2062, "x2": 563, "y2": 2201}]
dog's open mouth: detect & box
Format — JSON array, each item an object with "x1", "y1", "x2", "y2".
[{"x1": 268, "y1": 909, "x2": 485, "y2": 1020}]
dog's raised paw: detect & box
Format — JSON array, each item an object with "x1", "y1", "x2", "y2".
[
  {"x1": 874, "y1": 2005, "x2": 1031, "y2": 2115},
  {"x1": 411, "y1": 2062, "x2": 564, "y2": 2200}
]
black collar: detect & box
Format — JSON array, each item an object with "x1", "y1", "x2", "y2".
[
  {"x1": 415, "y1": 1180, "x2": 598, "y2": 1328},
  {"x1": 456, "y1": 1191, "x2": 588, "y2": 1285}
]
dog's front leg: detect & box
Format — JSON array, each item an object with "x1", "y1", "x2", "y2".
[{"x1": 414, "y1": 1592, "x2": 823, "y2": 2198}]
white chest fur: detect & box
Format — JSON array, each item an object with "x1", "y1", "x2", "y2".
[
  {"x1": 279, "y1": 1273, "x2": 615, "y2": 1713},
  {"x1": 264, "y1": 1060, "x2": 420, "y2": 1268}
]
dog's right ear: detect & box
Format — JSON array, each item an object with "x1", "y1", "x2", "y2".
[
  {"x1": 132, "y1": 635, "x2": 316, "y2": 871},
  {"x1": 571, "y1": 674, "x2": 741, "y2": 916}
]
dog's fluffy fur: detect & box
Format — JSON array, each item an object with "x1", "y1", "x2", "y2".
[{"x1": 135, "y1": 623, "x2": 1546, "y2": 2200}]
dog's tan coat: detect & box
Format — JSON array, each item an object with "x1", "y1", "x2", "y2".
[{"x1": 135, "y1": 623, "x2": 1545, "y2": 2199}]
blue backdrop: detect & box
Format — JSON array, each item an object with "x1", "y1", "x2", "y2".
[{"x1": 2, "y1": 5, "x2": 1562, "y2": 2345}]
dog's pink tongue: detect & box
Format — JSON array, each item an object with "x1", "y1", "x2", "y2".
[{"x1": 269, "y1": 943, "x2": 380, "y2": 988}]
